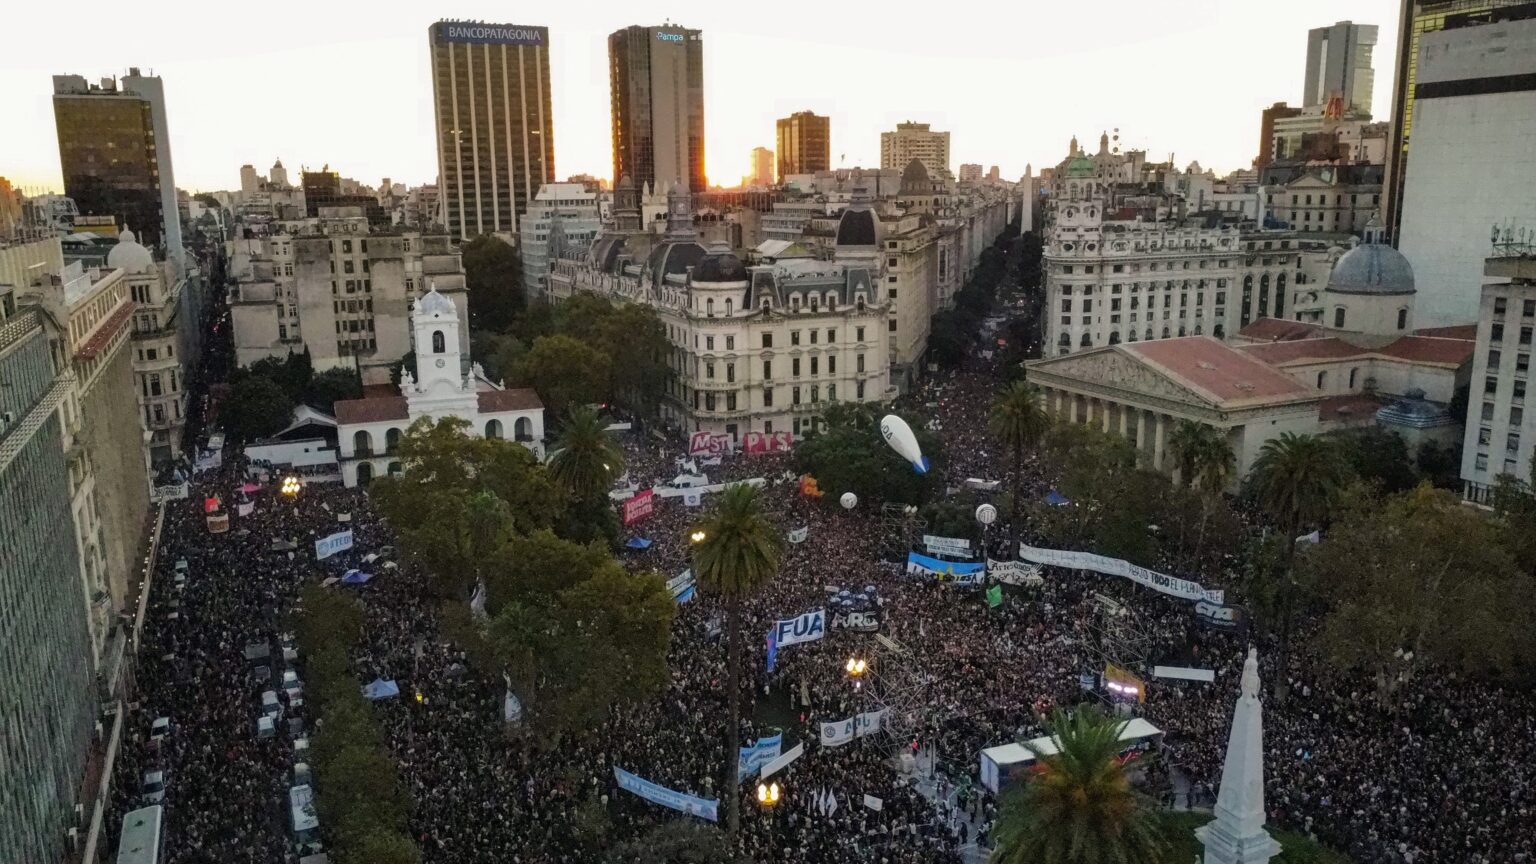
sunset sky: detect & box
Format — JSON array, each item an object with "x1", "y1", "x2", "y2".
[{"x1": 0, "y1": 0, "x2": 1400, "y2": 193}]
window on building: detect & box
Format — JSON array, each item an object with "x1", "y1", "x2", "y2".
[
  {"x1": 763, "y1": 388, "x2": 774, "y2": 407},
  {"x1": 1317, "y1": 371, "x2": 1328, "y2": 389},
  {"x1": 1490, "y1": 349, "x2": 1503, "y2": 370},
  {"x1": 762, "y1": 333, "x2": 773, "y2": 348},
  {"x1": 1496, "y1": 297, "x2": 1508, "y2": 315},
  {"x1": 1398, "y1": 308, "x2": 1408, "y2": 330},
  {"x1": 791, "y1": 330, "x2": 801, "y2": 346},
  {"x1": 1334, "y1": 307, "x2": 1346, "y2": 329},
  {"x1": 889, "y1": 320, "x2": 897, "y2": 332},
  {"x1": 763, "y1": 360, "x2": 772, "y2": 379},
  {"x1": 828, "y1": 355, "x2": 837, "y2": 374},
  {"x1": 856, "y1": 327, "x2": 865, "y2": 342},
  {"x1": 792, "y1": 386, "x2": 802, "y2": 405},
  {"x1": 726, "y1": 363, "x2": 736, "y2": 383},
  {"x1": 706, "y1": 336, "x2": 715, "y2": 351},
  {"x1": 1483, "y1": 401, "x2": 1496, "y2": 421},
  {"x1": 432, "y1": 330, "x2": 445, "y2": 353},
  {"x1": 726, "y1": 335, "x2": 735, "y2": 350},
  {"x1": 1487, "y1": 376, "x2": 1500, "y2": 394},
  {"x1": 811, "y1": 357, "x2": 819, "y2": 376},
  {"x1": 1493, "y1": 323, "x2": 1505, "y2": 342}
]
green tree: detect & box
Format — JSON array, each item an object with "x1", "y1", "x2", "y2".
[
  {"x1": 1245, "y1": 432, "x2": 1352, "y2": 700},
  {"x1": 991, "y1": 707, "x2": 1167, "y2": 864},
  {"x1": 588, "y1": 302, "x2": 671, "y2": 419},
  {"x1": 471, "y1": 330, "x2": 528, "y2": 384},
  {"x1": 305, "y1": 367, "x2": 362, "y2": 414},
  {"x1": 1308, "y1": 484, "x2": 1534, "y2": 696},
  {"x1": 690, "y1": 484, "x2": 782, "y2": 835},
  {"x1": 795, "y1": 403, "x2": 940, "y2": 506},
  {"x1": 462, "y1": 235, "x2": 524, "y2": 332},
  {"x1": 388, "y1": 351, "x2": 415, "y2": 386},
  {"x1": 514, "y1": 334, "x2": 611, "y2": 419},
  {"x1": 605, "y1": 822, "x2": 744, "y2": 864},
  {"x1": 1332, "y1": 427, "x2": 1417, "y2": 494},
  {"x1": 1167, "y1": 421, "x2": 1236, "y2": 562},
  {"x1": 219, "y1": 375, "x2": 294, "y2": 443},
  {"x1": 990, "y1": 382, "x2": 1051, "y2": 558},
  {"x1": 370, "y1": 417, "x2": 567, "y2": 598},
  {"x1": 548, "y1": 406, "x2": 626, "y2": 501}
]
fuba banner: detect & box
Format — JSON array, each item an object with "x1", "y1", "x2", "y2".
[
  {"x1": 771, "y1": 608, "x2": 826, "y2": 648},
  {"x1": 1018, "y1": 543, "x2": 1224, "y2": 604},
  {"x1": 612, "y1": 766, "x2": 719, "y2": 822},
  {"x1": 737, "y1": 733, "x2": 783, "y2": 781},
  {"x1": 314, "y1": 530, "x2": 354, "y2": 560},
  {"x1": 906, "y1": 552, "x2": 986, "y2": 586}
]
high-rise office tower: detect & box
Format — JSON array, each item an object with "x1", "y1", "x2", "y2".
[
  {"x1": 776, "y1": 110, "x2": 831, "y2": 179},
  {"x1": 609, "y1": 24, "x2": 706, "y2": 194},
  {"x1": 1303, "y1": 20, "x2": 1379, "y2": 115},
  {"x1": 428, "y1": 20, "x2": 555, "y2": 241},
  {"x1": 750, "y1": 147, "x2": 774, "y2": 186},
  {"x1": 880, "y1": 122, "x2": 951, "y2": 178},
  {"x1": 52, "y1": 68, "x2": 183, "y2": 267},
  {"x1": 1383, "y1": 0, "x2": 1528, "y2": 241}
]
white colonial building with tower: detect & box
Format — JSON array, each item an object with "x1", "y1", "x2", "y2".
[{"x1": 331, "y1": 287, "x2": 544, "y2": 487}]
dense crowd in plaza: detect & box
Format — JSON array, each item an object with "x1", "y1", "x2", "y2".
[{"x1": 105, "y1": 344, "x2": 1536, "y2": 864}]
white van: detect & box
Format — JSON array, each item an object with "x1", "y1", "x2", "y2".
[
  {"x1": 141, "y1": 770, "x2": 167, "y2": 803},
  {"x1": 261, "y1": 690, "x2": 282, "y2": 718},
  {"x1": 256, "y1": 715, "x2": 276, "y2": 739}
]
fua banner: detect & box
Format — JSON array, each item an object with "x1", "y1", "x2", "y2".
[
  {"x1": 1018, "y1": 543, "x2": 1224, "y2": 604},
  {"x1": 314, "y1": 530, "x2": 354, "y2": 560},
  {"x1": 613, "y1": 766, "x2": 718, "y2": 822},
  {"x1": 1194, "y1": 600, "x2": 1248, "y2": 633},
  {"x1": 831, "y1": 609, "x2": 882, "y2": 633},
  {"x1": 771, "y1": 609, "x2": 826, "y2": 647}
]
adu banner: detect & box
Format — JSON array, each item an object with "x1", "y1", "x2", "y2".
[
  {"x1": 1018, "y1": 543, "x2": 1224, "y2": 604},
  {"x1": 315, "y1": 530, "x2": 354, "y2": 560},
  {"x1": 771, "y1": 609, "x2": 826, "y2": 648},
  {"x1": 906, "y1": 552, "x2": 986, "y2": 586},
  {"x1": 622, "y1": 489, "x2": 655, "y2": 526},
  {"x1": 820, "y1": 709, "x2": 887, "y2": 747},
  {"x1": 613, "y1": 766, "x2": 719, "y2": 822}
]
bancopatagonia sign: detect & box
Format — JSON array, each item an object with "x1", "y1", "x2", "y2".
[{"x1": 436, "y1": 22, "x2": 547, "y2": 46}]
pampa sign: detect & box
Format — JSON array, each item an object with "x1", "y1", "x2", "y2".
[{"x1": 435, "y1": 22, "x2": 547, "y2": 45}]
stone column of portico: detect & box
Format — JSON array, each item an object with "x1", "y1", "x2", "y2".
[
  {"x1": 1153, "y1": 413, "x2": 1168, "y2": 472},
  {"x1": 1135, "y1": 410, "x2": 1149, "y2": 465},
  {"x1": 1101, "y1": 400, "x2": 1113, "y2": 435},
  {"x1": 1118, "y1": 404, "x2": 1129, "y2": 439}
]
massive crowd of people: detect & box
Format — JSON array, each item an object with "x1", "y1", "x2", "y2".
[{"x1": 106, "y1": 345, "x2": 1536, "y2": 864}]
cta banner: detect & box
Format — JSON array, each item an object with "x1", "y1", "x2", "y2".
[
  {"x1": 906, "y1": 552, "x2": 986, "y2": 586},
  {"x1": 314, "y1": 530, "x2": 354, "y2": 560},
  {"x1": 820, "y1": 709, "x2": 887, "y2": 747},
  {"x1": 771, "y1": 609, "x2": 826, "y2": 648},
  {"x1": 622, "y1": 489, "x2": 655, "y2": 526},
  {"x1": 1018, "y1": 543, "x2": 1224, "y2": 604},
  {"x1": 988, "y1": 559, "x2": 1044, "y2": 585},
  {"x1": 1194, "y1": 600, "x2": 1248, "y2": 633},
  {"x1": 613, "y1": 766, "x2": 718, "y2": 822},
  {"x1": 737, "y1": 733, "x2": 783, "y2": 781},
  {"x1": 830, "y1": 609, "x2": 882, "y2": 632}
]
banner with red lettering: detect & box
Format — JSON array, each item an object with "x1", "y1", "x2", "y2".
[
  {"x1": 743, "y1": 431, "x2": 793, "y2": 455},
  {"x1": 623, "y1": 489, "x2": 655, "y2": 526},
  {"x1": 689, "y1": 431, "x2": 734, "y2": 456}
]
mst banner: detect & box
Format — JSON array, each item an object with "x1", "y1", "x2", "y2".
[{"x1": 1018, "y1": 543, "x2": 1223, "y2": 604}]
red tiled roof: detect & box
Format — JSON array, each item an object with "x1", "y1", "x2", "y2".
[
  {"x1": 74, "y1": 300, "x2": 133, "y2": 360},
  {"x1": 361, "y1": 383, "x2": 398, "y2": 399},
  {"x1": 1238, "y1": 334, "x2": 1473, "y2": 367},
  {"x1": 1414, "y1": 324, "x2": 1478, "y2": 341},
  {"x1": 1124, "y1": 337, "x2": 1316, "y2": 407},
  {"x1": 1375, "y1": 336, "x2": 1475, "y2": 365},
  {"x1": 333, "y1": 396, "x2": 408, "y2": 425},
  {"x1": 1237, "y1": 317, "x2": 1325, "y2": 343},
  {"x1": 1238, "y1": 337, "x2": 1363, "y2": 364},
  {"x1": 1319, "y1": 393, "x2": 1385, "y2": 423},
  {"x1": 477, "y1": 388, "x2": 543, "y2": 413}
]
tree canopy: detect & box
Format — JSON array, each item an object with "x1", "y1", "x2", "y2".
[
  {"x1": 795, "y1": 403, "x2": 941, "y2": 506},
  {"x1": 463, "y1": 235, "x2": 524, "y2": 332}
]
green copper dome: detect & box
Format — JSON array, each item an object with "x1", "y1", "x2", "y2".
[{"x1": 1066, "y1": 154, "x2": 1096, "y2": 178}]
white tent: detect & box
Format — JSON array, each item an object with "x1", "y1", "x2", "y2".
[{"x1": 978, "y1": 717, "x2": 1163, "y2": 793}]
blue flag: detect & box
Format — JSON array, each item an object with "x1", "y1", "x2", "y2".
[{"x1": 765, "y1": 628, "x2": 779, "y2": 674}]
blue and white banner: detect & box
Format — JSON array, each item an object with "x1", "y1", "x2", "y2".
[
  {"x1": 738, "y1": 733, "x2": 783, "y2": 780},
  {"x1": 1018, "y1": 543, "x2": 1223, "y2": 603},
  {"x1": 761, "y1": 742, "x2": 804, "y2": 779},
  {"x1": 820, "y1": 709, "x2": 887, "y2": 747},
  {"x1": 315, "y1": 530, "x2": 354, "y2": 560},
  {"x1": 666, "y1": 570, "x2": 696, "y2": 604},
  {"x1": 906, "y1": 552, "x2": 986, "y2": 586},
  {"x1": 770, "y1": 609, "x2": 826, "y2": 648},
  {"x1": 613, "y1": 766, "x2": 718, "y2": 822}
]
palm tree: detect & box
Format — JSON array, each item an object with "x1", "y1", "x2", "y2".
[
  {"x1": 1246, "y1": 432, "x2": 1351, "y2": 699},
  {"x1": 1168, "y1": 419, "x2": 1217, "y2": 488},
  {"x1": 547, "y1": 406, "x2": 625, "y2": 502},
  {"x1": 990, "y1": 382, "x2": 1052, "y2": 559},
  {"x1": 690, "y1": 484, "x2": 782, "y2": 835},
  {"x1": 991, "y1": 707, "x2": 1166, "y2": 864},
  {"x1": 1191, "y1": 433, "x2": 1236, "y2": 568}
]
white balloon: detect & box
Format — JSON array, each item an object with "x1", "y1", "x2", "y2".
[
  {"x1": 975, "y1": 503, "x2": 998, "y2": 526},
  {"x1": 840, "y1": 492, "x2": 858, "y2": 509},
  {"x1": 879, "y1": 415, "x2": 928, "y2": 474}
]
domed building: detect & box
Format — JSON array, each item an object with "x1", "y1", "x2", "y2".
[
  {"x1": 106, "y1": 229, "x2": 154, "y2": 274},
  {"x1": 1321, "y1": 217, "x2": 1415, "y2": 334}
]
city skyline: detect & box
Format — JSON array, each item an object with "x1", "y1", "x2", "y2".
[{"x1": 1, "y1": 0, "x2": 1398, "y2": 193}]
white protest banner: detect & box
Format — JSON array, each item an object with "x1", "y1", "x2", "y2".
[
  {"x1": 923, "y1": 534, "x2": 972, "y2": 556},
  {"x1": 1018, "y1": 543, "x2": 1223, "y2": 604},
  {"x1": 237, "y1": 500, "x2": 255, "y2": 517},
  {"x1": 683, "y1": 490, "x2": 703, "y2": 507},
  {"x1": 821, "y1": 709, "x2": 886, "y2": 747},
  {"x1": 760, "y1": 742, "x2": 804, "y2": 779},
  {"x1": 988, "y1": 559, "x2": 1043, "y2": 586},
  {"x1": 855, "y1": 709, "x2": 885, "y2": 738},
  {"x1": 788, "y1": 527, "x2": 809, "y2": 544},
  {"x1": 771, "y1": 609, "x2": 826, "y2": 648},
  {"x1": 863, "y1": 794, "x2": 884, "y2": 812},
  {"x1": 314, "y1": 530, "x2": 354, "y2": 561}
]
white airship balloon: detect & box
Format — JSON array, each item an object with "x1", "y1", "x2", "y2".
[{"x1": 879, "y1": 414, "x2": 929, "y2": 474}]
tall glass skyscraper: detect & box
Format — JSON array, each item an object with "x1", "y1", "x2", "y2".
[
  {"x1": 428, "y1": 20, "x2": 555, "y2": 242},
  {"x1": 609, "y1": 24, "x2": 706, "y2": 194}
]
